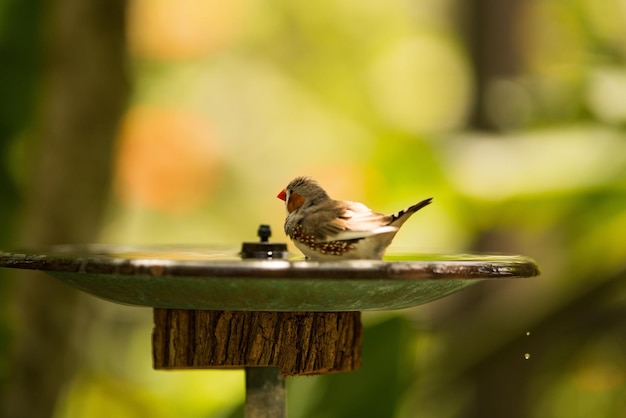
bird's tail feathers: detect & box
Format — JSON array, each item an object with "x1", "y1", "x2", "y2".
[{"x1": 389, "y1": 197, "x2": 433, "y2": 226}]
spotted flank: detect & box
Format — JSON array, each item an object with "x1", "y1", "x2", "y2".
[{"x1": 290, "y1": 225, "x2": 358, "y2": 256}]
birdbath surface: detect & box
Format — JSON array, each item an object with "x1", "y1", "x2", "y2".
[{"x1": 0, "y1": 245, "x2": 539, "y2": 311}]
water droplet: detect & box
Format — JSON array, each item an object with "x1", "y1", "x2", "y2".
[{"x1": 524, "y1": 353, "x2": 531, "y2": 360}]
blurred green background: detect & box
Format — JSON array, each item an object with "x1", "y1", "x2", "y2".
[{"x1": 1, "y1": 0, "x2": 626, "y2": 417}]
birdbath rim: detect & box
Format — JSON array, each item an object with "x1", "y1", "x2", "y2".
[{"x1": 0, "y1": 245, "x2": 539, "y2": 311}]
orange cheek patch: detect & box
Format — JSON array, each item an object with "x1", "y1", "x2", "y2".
[{"x1": 287, "y1": 192, "x2": 306, "y2": 213}]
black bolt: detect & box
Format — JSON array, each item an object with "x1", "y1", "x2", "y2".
[{"x1": 257, "y1": 224, "x2": 271, "y2": 243}]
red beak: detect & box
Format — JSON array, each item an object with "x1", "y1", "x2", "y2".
[{"x1": 277, "y1": 189, "x2": 286, "y2": 201}]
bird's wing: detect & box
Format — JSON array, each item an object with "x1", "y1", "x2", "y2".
[
  {"x1": 302, "y1": 200, "x2": 397, "y2": 242},
  {"x1": 299, "y1": 205, "x2": 346, "y2": 239},
  {"x1": 327, "y1": 225, "x2": 398, "y2": 241}
]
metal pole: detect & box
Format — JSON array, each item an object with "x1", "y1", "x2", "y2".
[{"x1": 245, "y1": 367, "x2": 286, "y2": 418}]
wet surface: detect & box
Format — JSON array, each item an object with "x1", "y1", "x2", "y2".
[{"x1": 0, "y1": 245, "x2": 539, "y2": 311}]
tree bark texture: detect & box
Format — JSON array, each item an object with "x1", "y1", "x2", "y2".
[{"x1": 153, "y1": 309, "x2": 363, "y2": 376}]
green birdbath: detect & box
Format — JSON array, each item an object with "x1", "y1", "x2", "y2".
[{"x1": 0, "y1": 229, "x2": 539, "y2": 418}]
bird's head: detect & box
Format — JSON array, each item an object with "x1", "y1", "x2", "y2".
[{"x1": 277, "y1": 176, "x2": 329, "y2": 214}]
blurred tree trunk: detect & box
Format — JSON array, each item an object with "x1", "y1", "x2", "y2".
[
  {"x1": 1, "y1": 0, "x2": 129, "y2": 416},
  {"x1": 462, "y1": 0, "x2": 525, "y2": 130},
  {"x1": 0, "y1": 0, "x2": 42, "y2": 244},
  {"x1": 453, "y1": 1, "x2": 529, "y2": 416}
]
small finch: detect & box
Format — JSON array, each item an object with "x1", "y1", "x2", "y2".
[{"x1": 277, "y1": 176, "x2": 432, "y2": 260}]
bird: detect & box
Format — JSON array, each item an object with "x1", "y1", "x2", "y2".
[{"x1": 277, "y1": 176, "x2": 432, "y2": 260}]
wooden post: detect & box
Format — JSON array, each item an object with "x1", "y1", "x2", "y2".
[{"x1": 152, "y1": 309, "x2": 363, "y2": 376}]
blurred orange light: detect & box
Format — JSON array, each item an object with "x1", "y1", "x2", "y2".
[
  {"x1": 114, "y1": 106, "x2": 221, "y2": 212},
  {"x1": 127, "y1": 0, "x2": 247, "y2": 59}
]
